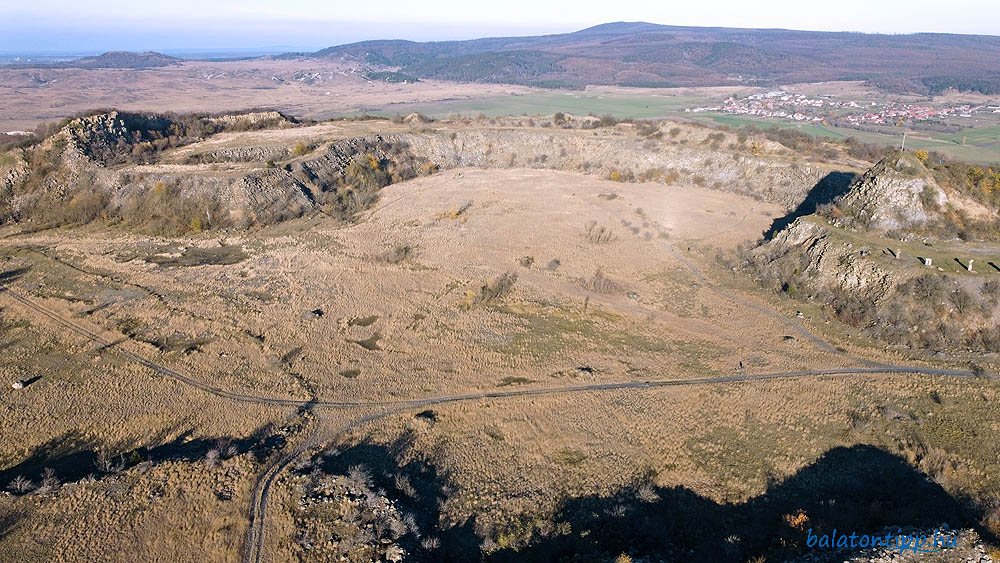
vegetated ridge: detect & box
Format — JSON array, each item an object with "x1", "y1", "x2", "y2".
[
  {"x1": 292, "y1": 21, "x2": 1000, "y2": 93},
  {"x1": 743, "y1": 150, "x2": 1000, "y2": 356},
  {"x1": 5, "y1": 51, "x2": 184, "y2": 70}
]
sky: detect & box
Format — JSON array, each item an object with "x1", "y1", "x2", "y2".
[{"x1": 2, "y1": 0, "x2": 999, "y2": 54}]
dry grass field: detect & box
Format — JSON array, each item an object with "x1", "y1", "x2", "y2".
[
  {"x1": 0, "y1": 59, "x2": 536, "y2": 132},
  {"x1": 1, "y1": 116, "x2": 998, "y2": 562}
]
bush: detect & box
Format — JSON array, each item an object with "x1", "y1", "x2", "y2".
[
  {"x1": 585, "y1": 221, "x2": 614, "y2": 243},
  {"x1": 291, "y1": 141, "x2": 311, "y2": 157},
  {"x1": 635, "y1": 121, "x2": 661, "y2": 138},
  {"x1": 920, "y1": 185, "x2": 941, "y2": 212},
  {"x1": 474, "y1": 272, "x2": 517, "y2": 305},
  {"x1": 383, "y1": 244, "x2": 416, "y2": 264},
  {"x1": 585, "y1": 269, "x2": 620, "y2": 294}
]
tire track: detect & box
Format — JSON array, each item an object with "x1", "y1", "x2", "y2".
[
  {"x1": 242, "y1": 366, "x2": 981, "y2": 563},
  {"x1": 4, "y1": 285, "x2": 968, "y2": 408},
  {"x1": 0, "y1": 270, "x2": 986, "y2": 563},
  {"x1": 244, "y1": 416, "x2": 323, "y2": 563},
  {"x1": 662, "y1": 242, "x2": 843, "y2": 356}
]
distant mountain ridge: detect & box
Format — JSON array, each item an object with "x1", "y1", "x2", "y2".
[
  {"x1": 289, "y1": 21, "x2": 1000, "y2": 93},
  {"x1": 6, "y1": 51, "x2": 183, "y2": 69},
  {"x1": 70, "y1": 51, "x2": 182, "y2": 69}
]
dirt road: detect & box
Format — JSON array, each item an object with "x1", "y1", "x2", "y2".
[{"x1": 0, "y1": 261, "x2": 985, "y2": 563}]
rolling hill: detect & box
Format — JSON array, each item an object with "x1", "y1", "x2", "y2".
[
  {"x1": 5, "y1": 50, "x2": 183, "y2": 70},
  {"x1": 293, "y1": 21, "x2": 1000, "y2": 92}
]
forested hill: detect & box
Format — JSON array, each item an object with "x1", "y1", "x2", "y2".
[{"x1": 289, "y1": 21, "x2": 1000, "y2": 93}]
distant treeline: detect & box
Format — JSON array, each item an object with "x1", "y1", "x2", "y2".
[
  {"x1": 921, "y1": 76, "x2": 1000, "y2": 95},
  {"x1": 867, "y1": 75, "x2": 1000, "y2": 95},
  {"x1": 403, "y1": 51, "x2": 568, "y2": 86},
  {"x1": 365, "y1": 70, "x2": 419, "y2": 83}
]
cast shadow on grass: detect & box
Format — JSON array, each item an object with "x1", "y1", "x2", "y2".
[
  {"x1": 305, "y1": 439, "x2": 991, "y2": 562},
  {"x1": 0, "y1": 423, "x2": 292, "y2": 494},
  {"x1": 302, "y1": 431, "x2": 482, "y2": 562},
  {"x1": 487, "y1": 444, "x2": 992, "y2": 562},
  {"x1": 0, "y1": 267, "x2": 30, "y2": 287}
]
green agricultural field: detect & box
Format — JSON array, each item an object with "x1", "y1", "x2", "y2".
[
  {"x1": 345, "y1": 90, "x2": 1000, "y2": 164},
  {"x1": 937, "y1": 124, "x2": 1000, "y2": 146},
  {"x1": 687, "y1": 114, "x2": 847, "y2": 139},
  {"x1": 357, "y1": 91, "x2": 706, "y2": 120},
  {"x1": 689, "y1": 113, "x2": 1000, "y2": 164}
]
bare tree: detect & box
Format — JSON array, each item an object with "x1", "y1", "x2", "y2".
[
  {"x1": 420, "y1": 536, "x2": 440, "y2": 550},
  {"x1": 636, "y1": 483, "x2": 660, "y2": 503},
  {"x1": 38, "y1": 468, "x2": 59, "y2": 492},
  {"x1": 346, "y1": 464, "x2": 373, "y2": 492},
  {"x1": 394, "y1": 474, "x2": 417, "y2": 499},
  {"x1": 7, "y1": 475, "x2": 33, "y2": 494},
  {"x1": 204, "y1": 448, "x2": 220, "y2": 468},
  {"x1": 95, "y1": 450, "x2": 125, "y2": 474}
]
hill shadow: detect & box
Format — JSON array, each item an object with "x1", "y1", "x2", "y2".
[
  {"x1": 0, "y1": 267, "x2": 30, "y2": 287},
  {"x1": 3, "y1": 431, "x2": 990, "y2": 561},
  {"x1": 305, "y1": 431, "x2": 482, "y2": 561},
  {"x1": 765, "y1": 171, "x2": 857, "y2": 239},
  {"x1": 296, "y1": 439, "x2": 990, "y2": 562},
  {"x1": 0, "y1": 423, "x2": 290, "y2": 493},
  {"x1": 486, "y1": 444, "x2": 990, "y2": 562}
]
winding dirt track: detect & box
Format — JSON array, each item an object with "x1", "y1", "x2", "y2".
[
  {"x1": 0, "y1": 282, "x2": 983, "y2": 563},
  {"x1": 0, "y1": 195, "x2": 985, "y2": 563}
]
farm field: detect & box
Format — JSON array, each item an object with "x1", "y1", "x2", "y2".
[
  {"x1": 355, "y1": 91, "x2": 715, "y2": 120},
  {"x1": 688, "y1": 114, "x2": 1000, "y2": 164}
]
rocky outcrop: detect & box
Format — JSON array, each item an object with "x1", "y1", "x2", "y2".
[
  {"x1": 187, "y1": 146, "x2": 291, "y2": 164},
  {"x1": 293, "y1": 135, "x2": 398, "y2": 187},
  {"x1": 402, "y1": 129, "x2": 828, "y2": 210},
  {"x1": 0, "y1": 114, "x2": 418, "y2": 230},
  {"x1": 0, "y1": 117, "x2": 854, "y2": 232},
  {"x1": 204, "y1": 110, "x2": 288, "y2": 130},
  {"x1": 752, "y1": 217, "x2": 900, "y2": 302},
  {"x1": 58, "y1": 111, "x2": 175, "y2": 166},
  {"x1": 833, "y1": 152, "x2": 948, "y2": 233}
]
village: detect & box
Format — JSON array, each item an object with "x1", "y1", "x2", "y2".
[{"x1": 687, "y1": 89, "x2": 997, "y2": 126}]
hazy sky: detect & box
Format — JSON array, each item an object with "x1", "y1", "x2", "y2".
[{"x1": 3, "y1": 0, "x2": 999, "y2": 53}]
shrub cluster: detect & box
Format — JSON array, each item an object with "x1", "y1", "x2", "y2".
[
  {"x1": 739, "y1": 242, "x2": 1000, "y2": 353},
  {"x1": 311, "y1": 140, "x2": 436, "y2": 221}
]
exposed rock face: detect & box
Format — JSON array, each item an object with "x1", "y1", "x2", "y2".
[
  {"x1": 204, "y1": 110, "x2": 287, "y2": 130},
  {"x1": 59, "y1": 111, "x2": 174, "y2": 166},
  {"x1": 751, "y1": 217, "x2": 899, "y2": 302},
  {"x1": 403, "y1": 129, "x2": 828, "y2": 209},
  {"x1": 0, "y1": 113, "x2": 417, "y2": 230},
  {"x1": 833, "y1": 153, "x2": 947, "y2": 233},
  {"x1": 294, "y1": 135, "x2": 398, "y2": 187},
  {"x1": 187, "y1": 146, "x2": 291, "y2": 164},
  {"x1": 63, "y1": 111, "x2": 130, "y2": 158},
  {"x1": 1, "y1": 155, "x2": 28, "y2": 193},
  {"x1": 0, "y1": 115, "x2": 847, "y2": 232}
]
